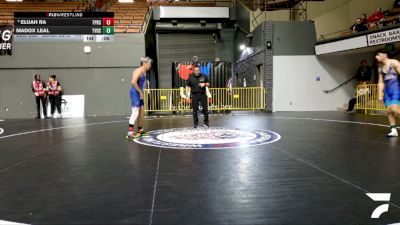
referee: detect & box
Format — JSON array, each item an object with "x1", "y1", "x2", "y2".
[{"x1": 186, "y1": 65, "x2": 210, "y2": 128}]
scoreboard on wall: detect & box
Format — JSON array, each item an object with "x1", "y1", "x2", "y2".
[{"x1": 14, "y1": 12, "x2": 114, "y2": 42}]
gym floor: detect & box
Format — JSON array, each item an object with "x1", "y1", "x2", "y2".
[{"x1": 0, "y1": 112, "x2": 399, "y2": 225}]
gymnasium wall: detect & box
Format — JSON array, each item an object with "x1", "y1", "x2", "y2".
[
  {"x1": 236, "y1": 21, "x2": 377, "y2": 112},
  {"x1": 273, "y1": 53, "x2": 374, "y2": 111},
  {"x1": 271, "y1": 22, "x2": 374, "y2": 111},
  {"x1": 0, "y1": 34, "x2": 145, "y2": 118},
  {"x1": 249, "y1": 10, "x2": 290, "y2": 32},
  {"x1": 235, "y1": 0, "x2": 250, "y2": 33}
]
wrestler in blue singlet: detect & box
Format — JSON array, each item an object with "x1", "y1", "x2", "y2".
[
  {"x1": 130, "y1": 72, "x2": 146, "y2": 108},
  {"x1": 382, "y1": 66, "x2": 400, "y2": 107}
]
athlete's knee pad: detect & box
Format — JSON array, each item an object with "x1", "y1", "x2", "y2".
[{"x1": 129, "y1": 107, "x2": 140, "y2": 125}]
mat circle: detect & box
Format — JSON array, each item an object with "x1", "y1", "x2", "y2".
[{"x1": 134, "y1": 127, "x2": 281, "y2": 149}]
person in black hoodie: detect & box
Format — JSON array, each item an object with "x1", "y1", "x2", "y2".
[
  {"x1": 356, "y1": 60, "x2": 372, "y2": 82},
  {"x1": 351, "y1": 18, "x2": 368, "y2": 33}
]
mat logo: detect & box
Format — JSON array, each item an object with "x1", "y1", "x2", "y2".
[
  {"x1": 366, "y1": 193, "x2": 391, "y2": 218},
  {"x1": 134, "y1": 127, "x2": 281, "y2": 149},
  {"x1": 61, "y1": 99, "x2": 69, "y2": 112}
]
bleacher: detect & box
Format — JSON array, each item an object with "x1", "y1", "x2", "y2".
[
  {"x1": 0, "y1": 1, "x2": 148, "y2": 33},
  {"x1": 109, "y1": 2, "x2": 148, "y2": 33},
  {"x1": 0, "y1": 0, "x2": 223, "y2": 33}
]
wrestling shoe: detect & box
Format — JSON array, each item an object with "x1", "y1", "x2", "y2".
[
  {"x1": 387, "y1": 128, "x2": 398, "y2": 137},
  {"x1": 136, "y1": 128, "x2": 147, "y2": 137},
  {"x1": 126, "y1": 131, "x2": 136, "y2": 140}
]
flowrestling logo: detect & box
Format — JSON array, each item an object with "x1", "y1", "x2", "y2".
[
  {"x1": 367, "y1": 193, "x2": 391, "y2": 219},
  {"x1": 134, "y1": 127, "x2": 281, "y2": 149}
]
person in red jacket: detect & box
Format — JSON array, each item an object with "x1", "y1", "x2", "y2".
[
  {"x1": 368, "y1": 8, "x2": 386, "y2": 29},
  {"x1": 32, "y1": 74, "x2": 48, "y2": 119},
  {"x1": 47, "y1": 75, "x2": 63, "y2": 118}
]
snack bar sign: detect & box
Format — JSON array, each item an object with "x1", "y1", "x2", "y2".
[
  {"x1": 0, "y1": 25, "x2": 12, "y2": 55},
  {"x1": 367, "y1": 28, "x2": 400, "y2": 46}
]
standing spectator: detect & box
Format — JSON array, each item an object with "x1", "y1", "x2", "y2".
[
  {"x1": 32, "y1": 74, "x2": 48, "y2": 119},
  {"x1": 356, "y1": 60, "x2": 372, "y2": 82},
  {"x1": 47, "y1": 75, "x2": 63, "y2": 118}
]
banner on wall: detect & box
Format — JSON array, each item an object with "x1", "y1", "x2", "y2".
[
  {"x1": 61, "y1": 95, "x2": 85, "y2": 118},
  {"x1": 0, "y1": 25, "x2": 12, "y2": 56},
  {"x1": 367, "y1": 28, "x2": 400, "y2": 46},
  {"x1": 172, "y1": 61, "x2": 232, "y2": 88},
  {"x1": 40, "y1": 95, "x2": 85, "y2": 118}
]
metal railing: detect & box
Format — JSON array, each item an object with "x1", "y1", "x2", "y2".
[
  {"x1": 318, "y1": 21, "x2": 396, "y2": 42},
  {"x1": 356, "y1": 84, "x2": 386, "y2": 114},
  {"x1": 141, "y1": 5, "x2": 152, "y2": 33},
  {"x1": 144, "y1": 87, "x2": 266, "y2": 113}
]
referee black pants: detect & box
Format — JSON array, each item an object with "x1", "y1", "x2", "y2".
[{"x1": 192, "y1": 92, "x2": 209, "y2": 126}]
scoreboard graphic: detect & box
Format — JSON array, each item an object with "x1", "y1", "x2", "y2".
[{"x1": 14, "y1": 12, "x2": 114, "y2": 42}]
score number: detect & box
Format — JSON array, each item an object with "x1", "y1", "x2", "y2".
[
  {"x1": 102, "y1": 18, "x2": 114, "y2": 35},
  {"x1": 103, "y1": 26, "x2": 114, "y2": 34},
  {"x1": 102, "y1": 18, "x2": 114, "y2": 26}
]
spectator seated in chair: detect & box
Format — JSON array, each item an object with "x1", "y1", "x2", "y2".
[
  {"x1": 385, "y1": 0, "x2": 400, "y2": 24},
  {"x1": 368, "y1": 8, "x2": 386, "y2": 29},
  {"x1": 361, "y1": 13, "x2": 369, "y2": 26},
  {"x1": 351, "y1": 18, "x2": 368, "y2": 33},
  {"x1": 346, "y1": 82, "x2": 370, "y2": 113}
]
